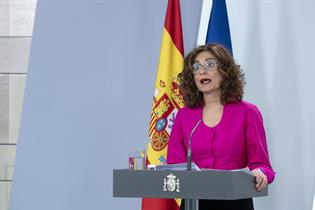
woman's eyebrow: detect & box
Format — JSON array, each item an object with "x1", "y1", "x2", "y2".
[{"x1": 194, "y1": 57, "x2": 216, "y2": 62}]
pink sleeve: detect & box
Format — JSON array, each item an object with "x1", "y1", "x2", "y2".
[
  {"x1": 246, "y1": 105, "x2": 276, "y2": 184},
  {"x1": 166, "y1": 109, "x2": 187, "y2": 164}
]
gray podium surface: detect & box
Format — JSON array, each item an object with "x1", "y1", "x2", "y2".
[{"x1": 113, "y1": 169, "x2": 267, "y2": 200}]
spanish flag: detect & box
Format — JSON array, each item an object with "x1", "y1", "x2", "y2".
[{"x1": 142, "y1": 0, "x2": 184, "y2": 209}]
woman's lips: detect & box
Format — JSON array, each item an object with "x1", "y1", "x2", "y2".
[{"x1": 200, "y1": 78, "x2": 211, "y2": 85}]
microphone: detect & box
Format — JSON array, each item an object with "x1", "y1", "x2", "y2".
[{"x1": 187, "y1": 119, "x2": 201, "y2": 171}]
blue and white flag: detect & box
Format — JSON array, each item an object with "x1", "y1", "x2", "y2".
[{"x1": 197, "y1": 0, "x2": 233, "y2": 55}]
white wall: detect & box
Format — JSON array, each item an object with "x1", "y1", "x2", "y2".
[{"x1": 228, "y1": 1, "x2": 315, "y2": 209}]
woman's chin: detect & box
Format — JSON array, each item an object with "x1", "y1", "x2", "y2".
[{"x1": 199, "y1": 88, "x2": 220, "y2": 95}]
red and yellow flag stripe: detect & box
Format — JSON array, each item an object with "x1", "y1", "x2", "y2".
[{"x1": 142, "y1": 0, "x2": 184, "y2": 209}]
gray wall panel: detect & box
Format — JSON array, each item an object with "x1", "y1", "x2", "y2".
[
  {"x1": 0, "y1": 181, "x2": 11, "y2": 210},
  {"x1": 0, "y1": 75, "x2": 25, "y2": 144},
  {"x1": 0, "y1": 1, "x2": 36, "y2": 210},
  {"x1": 0, "y1": 145, "x2": 15, "y2": 180},
  {"x1": 0, "y1": 38, "x2": 31, "y2": 74},
  {"x1": 8, "y1": 75, "x2": 26, "y2": 144},
  {"x1": 0, "y1": 0, "x2": 36, "y2": 36},
  {"x1": 0, "y1": 76, "x2": 9, "y2": 143}
]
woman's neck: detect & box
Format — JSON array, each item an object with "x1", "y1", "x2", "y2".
[{"x1": 203, "y1": 91, "x2": 222, "y2": 107}]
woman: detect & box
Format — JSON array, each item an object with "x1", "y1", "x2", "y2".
[{"x1": 167, "y1": 44, "x2": 275, "y2": 210}]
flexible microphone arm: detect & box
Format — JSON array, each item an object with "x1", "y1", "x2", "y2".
[{"x1": 187, "y1": 120, "x2": 201, "y2": 171}]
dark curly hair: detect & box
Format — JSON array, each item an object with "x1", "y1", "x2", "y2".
[{"x1": 178, "y1": 43, "x2": 245, "y2": 108}]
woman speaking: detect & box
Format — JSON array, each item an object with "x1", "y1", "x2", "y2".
[{"x1": 167, "y1": 44, "x2": 275, "y2": 210}]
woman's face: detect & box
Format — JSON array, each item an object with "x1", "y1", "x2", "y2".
[{"x1": 192, "y1": 51, "x2": 222, "y2": 95}]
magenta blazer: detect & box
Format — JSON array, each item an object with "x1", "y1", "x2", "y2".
[{"x1": 167, "y1": 101, "x2": 275, "y2": 184}]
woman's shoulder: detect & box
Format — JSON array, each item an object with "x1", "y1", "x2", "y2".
[
  {"x1": 175, "y1": 106, "x2": 202, "y2": 126},
  {"x1": 227, "y1": 100, "x2": 261, "y2": 114},
  {"x1": 178, "y1": 105, "x2": 202, "y2": 114},
  {"x1": 239, "y1": 100, "x2": 259, "y2": 109},
  {"x1": 176, "y1": 105, "x2": 202, "y2": 120}
]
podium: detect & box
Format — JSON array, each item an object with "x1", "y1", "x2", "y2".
[{"x1": 113, "y1": 169, "x2": 267, "y2": 210}]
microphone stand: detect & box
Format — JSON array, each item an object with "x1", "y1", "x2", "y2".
[{"x1": 185, "y1": 120, "x2": 201, "y2": 210}]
